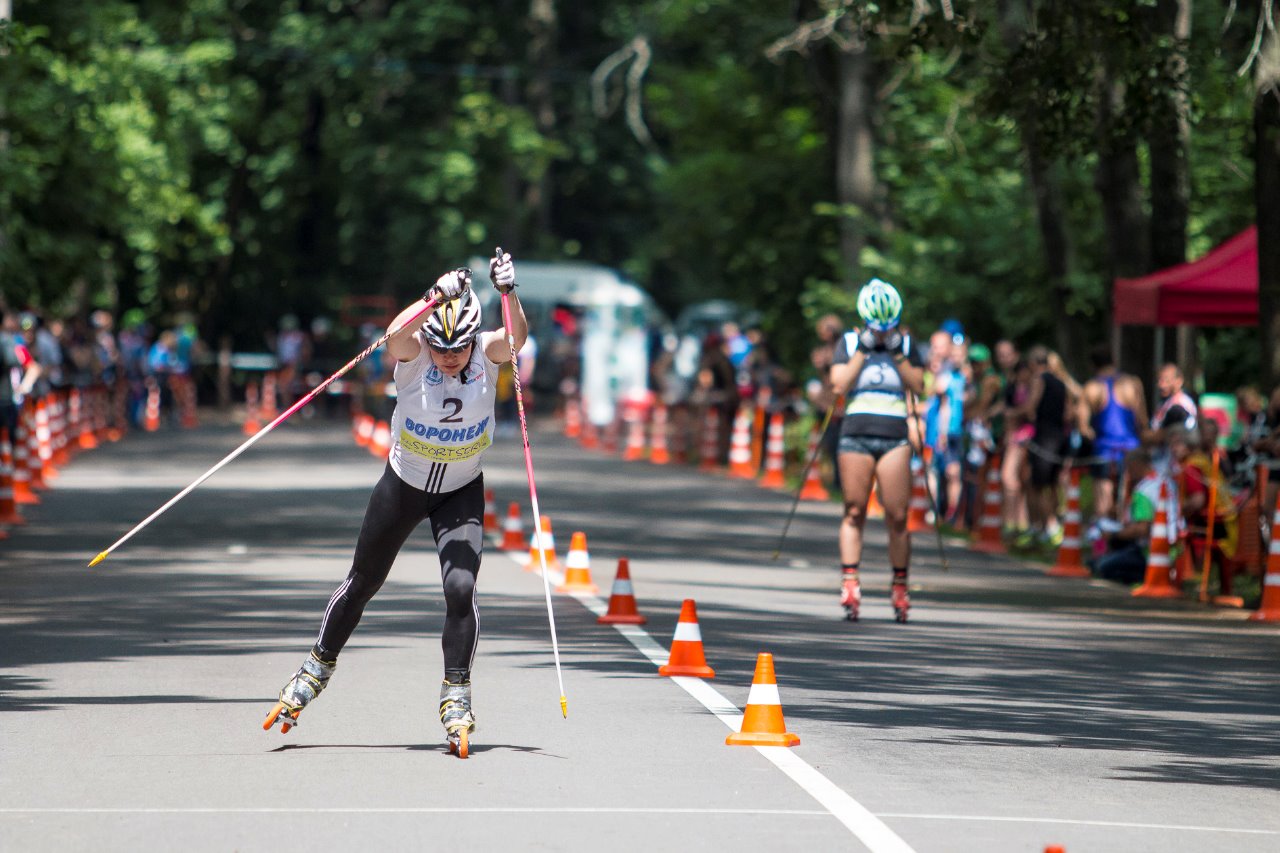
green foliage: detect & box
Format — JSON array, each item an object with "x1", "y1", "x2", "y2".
[{"x1": 0, "y1": 0, "x2": 1265, "y2": 375}]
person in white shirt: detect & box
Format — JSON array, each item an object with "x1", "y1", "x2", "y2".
[{"x1": 265, "y1": 251, "x2": 526, "y2": 756}]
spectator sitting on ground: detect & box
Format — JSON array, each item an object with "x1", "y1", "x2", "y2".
[
  {"x1": 1173, "y1": 425, "x2": 1239, "y2": 562},
  {"x1": 1089, "y1": 448, "x2": 1167, "y2": 585}
]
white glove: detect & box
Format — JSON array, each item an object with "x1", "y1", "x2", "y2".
[
  {"x1": 883, "y1": 329, "x2": 904, "y2": 355},
  {"x1": 490, "y1": 248, "x2": 516, "y2": 294},
  {"x1": 857, "y1": 327, "x2": 878, "y2": 352},
  {"x1": 428, "y1": 268, "x2": 470, "y2": 302}
]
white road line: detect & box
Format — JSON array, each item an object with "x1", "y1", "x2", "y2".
[
  {"x1": 877, "y1": 814, "x2": 1280, "y2": 835},
  {"x1": 0, "y1": 808, "x2": 828, "y2": 816},
  {"x1": 502, "y1": 543, "x2": 916, "y2": 853}
]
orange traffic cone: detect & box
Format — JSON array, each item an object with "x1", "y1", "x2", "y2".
[
  {"x1": 698, "y1": 409, "x2": 720, "y2": 472},
  {"x1": 970, "y1": 453, "x2": 1006, "y2": 553},
  {"x1": 142, "y1": 383, "x2": 161, "y2": 433},
  {"x1": 24, "y1": 405, "x2": 47, "y2": 491},
  {"x1": 483, "y1": 488, "x2": 499, "y2": 533},
  {"x1": 1133, "y1": 479, "x2": 1182, "y2": 598},
  {"x1": 1249, "y1": 490, "x2": 1280, "y2": 622},
  {"x1": 799, "y1": 425, "x2": 829, "y2": 501},
  {"x1": 1048, "y1": 467, "x2": 1088, "y2": 577},
  {"x1": 750, "y1": 405, "x2": 767, "y2": 474},
  {"x1": 907, "y1": 452, "x2": 932, "y2": 534},
  {"x1": 73, "y1": 389, "x2": 98, "y2": 451},
  {"x1": 0, "y1": 429, "x2": 25, "y2": 525},
  {"x1": 527, "y1": 515, "x2": 559, "y2": 573},
  {"x1": 649, "y1": 403, "x2": 671, "y2": 465},
  {"x1": 35, "y1": 398, "x2": 57, "y2": 481},
  {"x1": 598, "y1": 558, "x2": 646, "y2": 624},
  {"x1": 177, "y1": 374, "x2": 199, "y2": 428},
  {"x1": 51, "y1": 393, "x2": 70, "y2": 467},
  {"x1": 659, "y1": 599, "x2": 715, "y2": 678},
  {"x1": 260, "y1": 372, "x2": 279, "y2": 420},
  {"x1": 580, "y1": 417, "x2": 599, "y2": 450},
  {"x1": 866, "y1": 478, "x2": 885, "y2": 519},
  {"x1": 242, "y1": 382, "x2": 261, "y2": 436},
  {"x1": 564, "y1": 397, "x2": 582, "y2": 439},
  {"x1": 12, "y1": 424, "x2": 38, "y2": 506},
  {"x1": 758, "y1": 412, "x2": 786, "y2": 489},
  {"x1": 369, "y1": 421, "x2": 392, "y2": 459},
  {"x1": 727, "y1": 405, "x2": 756, "y2": 478},
  {"x1": 726, "y1": 653, "x2": 799, "y2": 747},
  {"x1": 501, "y1": 502, "x2": 527, "y2": 550},
  {"x1": 353, "y1": 413, "x2": 373, "y2": 448},
  {"x1": 623, "y1": 412, "x2": 647, "y2": 461},
  {"x1": 557, "y1": 531, "x2": 599, "y2": 593}
]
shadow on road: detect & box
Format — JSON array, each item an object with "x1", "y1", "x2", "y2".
[{"x1": 5, "y1": 422, "x2": 1279, "y2": 794}]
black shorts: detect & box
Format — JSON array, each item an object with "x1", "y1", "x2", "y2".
[
  {"x1": 1029, "y1": 436, "x2": 1064, "y2": 487},
  {"x1": 838, "y1": 434, "x2": 910, "y2": 461}
]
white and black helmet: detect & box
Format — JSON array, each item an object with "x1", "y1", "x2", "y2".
[{"x1": 423, "y1": 290, "x2": 482, "y2": 349}]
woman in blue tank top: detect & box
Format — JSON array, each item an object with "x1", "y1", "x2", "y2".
[{"x1": 1079, "y1": 345, "x2": 1147, "y2": 519}]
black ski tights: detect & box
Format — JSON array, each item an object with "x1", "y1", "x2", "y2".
[{"x1": 314, "y1": 465, "x2": 484, "y2": 674}]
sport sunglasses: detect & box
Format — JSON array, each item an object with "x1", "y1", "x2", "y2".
[{"x1": 428, "y1": 339, "x2": 474, "y2": 354}]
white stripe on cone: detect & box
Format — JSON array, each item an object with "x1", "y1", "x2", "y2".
[
  {"x1": 611, "y1": 579, "x2": 634, "y2": 596},
  {"x1": 673, "y1": 622, "x2": 703, "y2": 642},
  {"x1": 745, "y1": 682, "x2": 781, "y2": 707}
]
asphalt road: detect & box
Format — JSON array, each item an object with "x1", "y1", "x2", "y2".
[{"x1": 2, "y1": 417, "x2": 1278, "y2": 852}]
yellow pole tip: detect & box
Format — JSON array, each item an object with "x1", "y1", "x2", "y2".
[
  {"x1": 560, "y1": 696, "x2": 568, "y2": 718},
  {"x1": 88, "y1": 552, "x2": 108, "y2": 568}
]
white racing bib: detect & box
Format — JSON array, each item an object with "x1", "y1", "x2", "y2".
[{"x1": 389, "y1": 330, "x2": 501, "y2": 493}]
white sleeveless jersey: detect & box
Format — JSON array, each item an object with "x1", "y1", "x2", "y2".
[{"x1": 389, "y1": 330, "x2": 500, "y2": 493}]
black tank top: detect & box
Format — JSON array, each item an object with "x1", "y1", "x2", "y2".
[{"x1": 1034, "y1": 372, "x2": 1066, "y2": 438}]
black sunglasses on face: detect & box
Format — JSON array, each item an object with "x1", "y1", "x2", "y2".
[{"x1": 429, "y1": 340, "x2": 473, "y2": 354}]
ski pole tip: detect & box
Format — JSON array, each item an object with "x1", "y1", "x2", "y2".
[
  {"x1": 88, "y1": 551, "x2": 109, "y2": 568},
  {"x1": 560, "y1": 695, "x2": 567, "y2": 718}
]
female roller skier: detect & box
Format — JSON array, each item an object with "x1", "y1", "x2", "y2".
[
  {"x1": 263, "y1": 250, "x2": 525, "y2": 758},
  {"x1": 827, "y1": 279, "x2": 925, "y2": 622}
]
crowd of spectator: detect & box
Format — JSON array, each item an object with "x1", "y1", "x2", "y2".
[
  {"x1": 794, "y1": 311, "x2": 1280, "y2": 597},
  {"x1": 0, "y1": 305, "x2": 210, "y2": 434}
]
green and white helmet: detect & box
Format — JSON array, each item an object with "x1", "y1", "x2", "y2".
[{"x1": 856, "y1": 278, "x2": 902, "y2": 331}]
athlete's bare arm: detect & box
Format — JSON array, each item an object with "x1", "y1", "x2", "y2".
[
  {"x1": 386, "y1": 299, "x2": 430, "y2": 362},
  {"x1": 484, "y1": 291, "x2": 529, "y2": 365}
]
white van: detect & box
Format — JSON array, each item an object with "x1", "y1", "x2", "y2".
[{"x1": 468, "y1": 257, "x2": 668, "y2": 426}]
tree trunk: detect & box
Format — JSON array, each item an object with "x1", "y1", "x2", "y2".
[
  {"x1": 1024, "y1": 139, "x2": 1078, "y2": 366},
  {"x1": 835, "y1": 42, "x2": 877, "y2": 286},
  {"x1": 1257, "y1": 85, "x2": 1280, "y2": 388},
  {"x1": 999, "y1": 0, "x2": 1079, "y2": 367},
  {"x1": 1095, "y1": 70, "x2": 1150, "y2": 376},
  {"x1": 1147, "y1": 0, "x2": 1192, "y2": 368},
  {"x1": 525, "y1": 0, "x2": 557, "y2": 245}
]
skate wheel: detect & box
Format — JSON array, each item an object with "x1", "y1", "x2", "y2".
[
  {"x1": 895, "y1": 610, "x2": 908, "y2": 624},
  {"x1": 262, "y1": 703, "x2": 296, "y2": 733},
  {"x1": 448, "y1": 729, "x2": 469, "y2": 759},
  {"x1": 844, "y1": 608, "x2": 858, "y2": 622}
]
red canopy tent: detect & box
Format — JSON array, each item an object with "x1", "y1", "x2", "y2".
[{"x1": 1113, "y1": 226, "x2": 1258, "y2": 327}]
